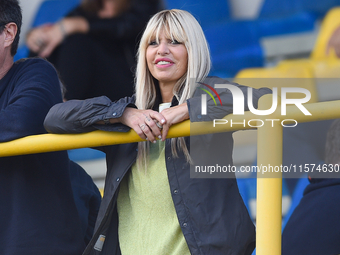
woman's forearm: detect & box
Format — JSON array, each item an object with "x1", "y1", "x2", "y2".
[
  {"x1": 44, "y1": 96, "x2": 135, "y2": 134},
  {"x1": 61, "y1": 16, "x2": 89, "y2": 35}
]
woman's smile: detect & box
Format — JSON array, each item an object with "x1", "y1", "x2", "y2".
[{"x1": 154, "y1": 57, "x2": 174, "y2": 68}]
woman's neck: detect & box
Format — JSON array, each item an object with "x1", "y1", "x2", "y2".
[{"x1": 159, "y1": 82, "x2": 174, "y2": 103}]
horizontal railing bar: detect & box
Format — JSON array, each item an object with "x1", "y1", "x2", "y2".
[{"x1": 1, "y1": 99, "x2": 340, "y2": 157}]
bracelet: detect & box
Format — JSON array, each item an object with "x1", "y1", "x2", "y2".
[
  {"x1": 58, "y1": 20, "x2": 67, "y2": 41},
  {"x1": 103, "y1": 118, "x2": 111, "y2": 125}
]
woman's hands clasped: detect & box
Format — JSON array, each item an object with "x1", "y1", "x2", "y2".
[
  {"x1": 119, "y1": 108, "x2": 165, "y2": 142},
  {"x1": 119, "y1": 103, "x2": 189, "y2": 142},
  {"x1": 158, "y1": 103, "x2": 189, "y2": 141}
]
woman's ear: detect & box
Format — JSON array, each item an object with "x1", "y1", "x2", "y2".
[{"x1": 4, "y1": 22, "x2": 18, "y2": 48}]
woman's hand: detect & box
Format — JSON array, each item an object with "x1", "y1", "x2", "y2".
[
  {"x1": 37, "y1": 22, "x2": 65, "y2": 58},
  {"x1": 26, "y1": 17, "x2": 89, "y2": 58},
  {"x1": 118, "y1": 108, "x2": 166, "y2": 143},
  {"x1": 26, "y1": 22, "x2": 64, "y2": 57},
  {"x1": 159, "y1": 103, "x2": 189, "y2": 141},
  {"x1": 26, "y1": 24, "x2": 51, "y2": 54}
]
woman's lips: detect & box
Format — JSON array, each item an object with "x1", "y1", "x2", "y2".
[{"x1": 155, "y1": 58, "x2": 174, "y2": 68}]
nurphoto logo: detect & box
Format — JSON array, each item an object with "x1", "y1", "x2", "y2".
[{"x1": 200, "y1": 84, "x2": 312, "y2": 128}]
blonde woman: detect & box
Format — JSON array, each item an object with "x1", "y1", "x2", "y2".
[{"x1": 45, "y1": 9, "x2": 270, "y2": 255}]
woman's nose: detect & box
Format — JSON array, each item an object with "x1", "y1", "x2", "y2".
[{"x1": 157, "y1": 42, "x2": 170, "y2": 55}]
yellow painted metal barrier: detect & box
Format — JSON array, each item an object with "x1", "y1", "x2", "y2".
[
  {"x1": 1, "y1": 96, "x2": 340, "y2": 255},
  {"x1": 1, "y1": 99, "x2": 340, "y2": 157},
  {"x1": 256, "y1": 95, "x2": 283, "y2": 255}
]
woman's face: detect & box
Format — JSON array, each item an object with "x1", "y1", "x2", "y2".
[{"x1": 146, "y1": 31, "x2": 188, "y2": 89}]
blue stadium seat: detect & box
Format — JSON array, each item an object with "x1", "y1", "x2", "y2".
[
  {"x1": 68, "y1": 148, "x2": 106, "y2": 162},
  {"x1": 203, "y1": 21, "x2": 264, "y2": 77},
  {"x1": 14, "y1": 46, "x2": 29, "y2": 62},
  {"x1": 259, "y1": 0, "x2": 340, "y2": 19},
  {"x1": 236, "y1": 178, "x2": 251, "y2": 215},
  {"x1": 32, "y1": 0, "x2": 80, "y2": 27},
  {"x1": 256, "y1": 11, "x2": 316, "y2": 37},
  {"x1": 165, "y1": 0, "x2": 230, "y2": 27}
]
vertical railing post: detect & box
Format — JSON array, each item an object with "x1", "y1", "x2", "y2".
[{"x1": 256, "y1": 94, "x2": 283, "y2": 255}]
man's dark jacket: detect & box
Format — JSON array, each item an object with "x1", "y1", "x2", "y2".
[{"x1": 0, "y1": 58, "x2": 85, "y2": 255}]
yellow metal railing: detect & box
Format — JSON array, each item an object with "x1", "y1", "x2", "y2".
[
  {"x1": 1, "y1": 96, "x2": 340, "y2": 255},
  {"x1": 256, "y1": 95, "x2": 284, "y2": 255}
]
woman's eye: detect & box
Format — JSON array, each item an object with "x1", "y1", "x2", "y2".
[
  {"x1": 149, "y1": 41, "x2": 158, "y2": 46},
  {"x1": 170, "y1": 40, "x2": 181, "y2": 44}
]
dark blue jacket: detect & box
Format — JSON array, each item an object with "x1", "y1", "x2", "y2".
[
  {"x1": 45, "y1": 77, "x2": 271, "y2": 255},
  {"x1": 282, "y1": 177, "x2": 340, "y2": 255},
  {"x1": 0, "y1": 58, "x2": 85, "y2": 255}
]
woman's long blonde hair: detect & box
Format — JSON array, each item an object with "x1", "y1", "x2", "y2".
[{"x1": 135, "y1": 9, "x2": 211, "y2": 170}]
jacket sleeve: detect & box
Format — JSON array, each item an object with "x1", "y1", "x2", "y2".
[
  {"x1": 187, "y1": 76, "x2": 272, "y2": 122},
  {"x1": 44, "y1": 95, "x2": 136, "y2": 134}
]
